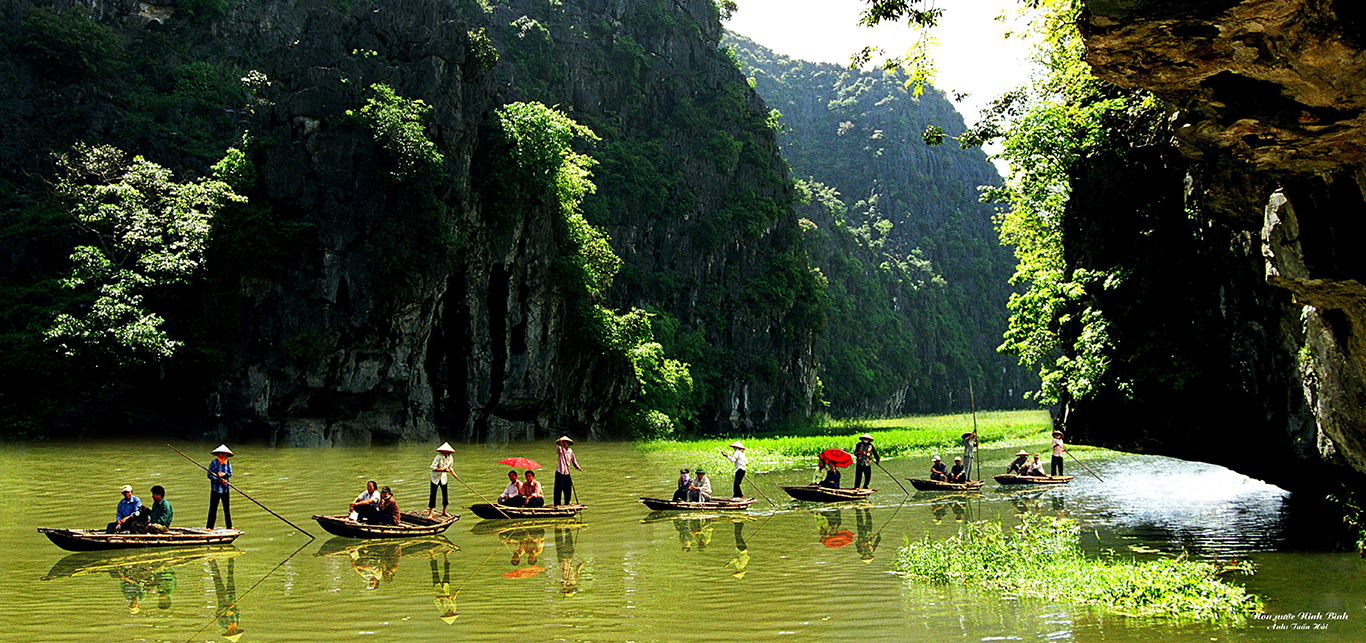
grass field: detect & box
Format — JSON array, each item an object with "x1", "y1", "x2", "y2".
[{"x1": 639, "y1": 409, "x2": 1070, "y2": 474}]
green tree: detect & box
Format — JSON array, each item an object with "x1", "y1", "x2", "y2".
[{"x1": 46, "y1": 143, "x2": 244, "y2": 363}]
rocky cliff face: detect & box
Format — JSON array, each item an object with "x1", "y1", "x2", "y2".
[
  {"x1": 1061, "y1": 0, "x2": 1366, "y2": 488},
  {"x1": 0, "y1": 0, "x2": 817, "y2": 443}
]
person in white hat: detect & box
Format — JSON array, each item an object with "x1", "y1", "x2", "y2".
[
  {"x1": 107, "y1": 484, "x2": 142, "y2": 534},
  {"x1": 429, "y1": 442, "x2": 455, "y2": 517},
  {"x1": 852, "y1": 434, "x2": 880, "y2": 489},
  {"x1": 554, "y1": 436, "x2": 582, "y2": 506},
  {"x1": 207, "y1": 445, "x2": 233, "y2": 529},
  {"x1": 721, "y1": 441, "x2": 747, "y2": 498},
  {"x1": 948, "y1": 456, "x2": 967, "y2": 483},
  {"x1": 928, "y1": 455, "x2": 948, "y2": 481},
  {"x1": 1006, "y1": 449, "x2": 1030, "y2": 474}
]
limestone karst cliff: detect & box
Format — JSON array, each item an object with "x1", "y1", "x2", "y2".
[{"x1": 1050, "y1": 0, "x2": 1366, "y2": 490}]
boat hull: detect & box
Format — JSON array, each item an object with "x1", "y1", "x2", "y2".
[
  {"x1": 907, "y1": 478, "x2": 986, "y2": 492},
  {"x1": 779, "y1": 485, "x2": 875, "y2": 503},
  {"x1": 638, "y1": 497, "x2": 755, "y2": 511},
  {"x1": 38, "y1": 527, "x2": 244, "y2": 552},
  {"x1": 311, "y1": 511, "x2": 458, "y2": 538},
  {"x1": 993, "y1": 474, "x2": 1074, "y2": 485},
  {"x1": 468, "y1": 504, "x2": 585, "y2": 520}
]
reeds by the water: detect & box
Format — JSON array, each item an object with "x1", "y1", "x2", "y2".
[{"x1": 896, "y1": 515, "x2": 1263, "y2": 624}]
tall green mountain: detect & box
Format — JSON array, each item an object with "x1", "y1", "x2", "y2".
[{"x1": 724, "y1": 32, "x2": 1034, "y2": 414}]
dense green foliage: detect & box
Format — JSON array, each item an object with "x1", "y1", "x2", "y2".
[
  {"x1": 957, "y1": 0, "x2": 1163, "y2": 406},
  {"x1": 725, "y1": 32, "x2": 1031, "y2": 413},
  {"x1": 897, "y1": 514, "x2": 1263, "y2": 623},
  {"x1": 19, "y1": 7, "x2": 122, "y2": 78},
  {"x1": 46, "y1": 143, "x2": 243, "y2": 363}
]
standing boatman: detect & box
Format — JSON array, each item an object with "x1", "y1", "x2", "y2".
[
  {"x1": 722, "y1": 441, "x2": 747, "y2": 498},
  {"x1": 961, "y1": 430, "x2": 978, "y2": 480},
  {"x1": 554, "y1": 436, "x2": 583, "y2": 506},
  {"x1": 852, "y1": 434, "x2": 879, "y2": 489},
  {"x1": 429, "y1": 442, "x2": 455, "y2": 517},
  {"x1": 1050, "y1": 430, "x2": 1067, "y2": 476},
  {"x1": 207, "y1": 445, "x2": 233, "y2": 529}
]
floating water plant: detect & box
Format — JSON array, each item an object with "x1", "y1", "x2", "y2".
[{"x1": 896, "y1": 514, "x2": 1263, "y2": 624}]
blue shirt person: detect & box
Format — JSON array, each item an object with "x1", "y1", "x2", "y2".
[
  {"x1": 207, "y1": 445, "x2": 234, "y2": 529},
  {"x1": 107, "y1": 485, "x2": 142, "y2": 533}
]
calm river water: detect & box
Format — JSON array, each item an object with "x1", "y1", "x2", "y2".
[{"x1": 1, "y1": 440, "x2": 1361, "y2": 642}]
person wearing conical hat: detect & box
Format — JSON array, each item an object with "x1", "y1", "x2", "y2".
[
  {"x1": 961, "y1": 430, "x2": 978, "y2": 482},
  {"x1": 1050, "y1": 430, "x2": 1067, "y2": 477},
  {"x1": 852, "y1": 433, "x2": 880, "y2": 489},
  {"x1": 428, "y1": 442, "x2": 455, "y2": 518},
  {"x1": 553, "y1": 436, "x2": 582, "y2": 507},
  {"x1": 1005, "y1": 449, "x2": 1030, "y2": 474},
  {"x1": 721, "y1": 441, "x2": 747, "y2": 498},
  {"x1": 207, "y1": 445, "x2": 233, "y2": 529}
]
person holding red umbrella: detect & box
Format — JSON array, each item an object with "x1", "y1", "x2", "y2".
[
  {"x1": 818, "y1": 456, "x2": 842, "y2": 489},
  {"x1": 498, "y1": 470, "x2": 524, "y2": 507}
]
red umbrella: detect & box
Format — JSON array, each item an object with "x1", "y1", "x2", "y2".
[
  {"x1": 821, "y1": 530, "x2": 854, "y2": 548},
  {"x1": 498, "y1": 457, "x2": 542, "y2": 469},
  {"x1": 821, "y1": 448, "x2": 853, "y2": 468}
]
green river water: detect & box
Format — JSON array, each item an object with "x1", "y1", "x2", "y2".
[{"x1": 1, "y1": 439, "x2": 1362, "y2": 642}]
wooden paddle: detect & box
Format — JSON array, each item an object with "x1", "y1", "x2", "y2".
[{"x1": 168, "y1": 445, "x2": 315, "y2": 539}]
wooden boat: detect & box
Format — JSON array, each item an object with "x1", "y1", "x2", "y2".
[
  {"x1": 38, "y1": 527, "x2": 244, "y2": 552},
  {"x1": 311, "y1": 511, "x2": 459, "y2": 538},
  {"x1": 638, "y1": 496, "x2": 756, "y2": 511},
  {"x1": 907, "y1": 478, "x2": 987, "y2": 492},
  {"x1": 779, "y1": 485, "x2": 875, "y2": 502},
  {"x1": 993, "y1": 474, "x2": 1074, "y2": 485},
  {"x1": 468, "y1": 503, "x2": 585, "y2": 520}
]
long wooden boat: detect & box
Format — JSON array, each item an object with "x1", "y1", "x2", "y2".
[
  {"x1": 993, "y1": 474, "x2": 1074, "y2": 485},
  {"x1": 907, "y1": 478, "x2": 987, "y2": 492},
  {"x1": 38, "y1": 527, "x2": 244, "y2": 552},
  {"x1": 638, "y1": 496, "x2": 756, "y2": 511},
  {"x1": 311, "y1": 511, "x2": 459, "y2": 538},
  {"x1": 468, "y1": 503, "x2": 585, "y2": 520},
  {"x1": 779, "y1": 485, "x2": 875, "y2": 502}
]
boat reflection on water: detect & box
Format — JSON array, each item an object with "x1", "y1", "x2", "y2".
[
  {"x1": 315, "y1": 537, "x2": 459, "y2": 589},
  {"x1": 42, "y1": 547, "x2": 242, "y2": 616}
]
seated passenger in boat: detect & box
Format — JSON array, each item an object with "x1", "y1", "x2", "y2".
[
  {"x1": 1021, "y1": 454, "x2": 1046, "y2": 477},
  {"x1": 929, "y1": 455, "x2": 948, "y2": 481},
  {"x1": 688, "y1": 468, "x2": 713, "y2": 501},
  {"x1": 818, "y1": 459, "x2": 841, "y2": 489},
  {"x1": 350, "y1": 481, "x2": 381, "y2": 521},
  {"x1": 673, "y1": 468, "x2": 692, "y2": 502},
  {"x1": 947, "y1": 456, "x2": 967, "y2": 483},
  {"x1": 142, "y1": 485, "x2": 173, "y2": 534},
  {"x1": 107, "y1": 485, "x2": 142, "y2": 534},
  {"x1": 1005, "y1": 449, "x2": 1030, "y2": 474},
  {"x1": 376, "y1": 486, "x2": 401, "y2": 525},
  {"x1": 521, "y1": 470, "x2": 546, "y2": 507},
  {"x1": 498, "y1": 471, "x2": 524, "y2": 507}
]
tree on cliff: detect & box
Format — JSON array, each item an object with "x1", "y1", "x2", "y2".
[{"x1": 46, "y1": 143, "x2": 244, "y2": 365}]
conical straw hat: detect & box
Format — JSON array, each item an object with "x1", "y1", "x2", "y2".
[
  {"x1": 436, "y1": 442, "x2": 455, "y2": 452},
  {"x1": 211, "y1": 444, "x2": 233, "y2": 456}
]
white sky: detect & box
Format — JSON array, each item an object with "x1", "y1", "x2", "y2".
[{"x1": 725, "y1": 0, "x2": 1037, "y2": 131}]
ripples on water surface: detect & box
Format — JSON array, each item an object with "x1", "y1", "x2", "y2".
[{"x1": 1, "y1": 440, "x2": 1361, "y2": 642}]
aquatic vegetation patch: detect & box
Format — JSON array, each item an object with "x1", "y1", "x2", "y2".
[
  {"x1": 896, "y1": 515, "x2": 1263, "y2": 624},
  {"x1": 638, "y1": 410, "x2": 1052, "y2": 473}
]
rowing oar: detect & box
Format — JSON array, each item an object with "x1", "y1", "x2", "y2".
[
  {"x1": 1065, "y1": 450, "x2": 1104, "y2": 483},
  {"x1": 167, "y1": 445, "x2": 315, "y2": 539},
  {"x1": 182, "y1": 538, "x2": 311, "y2": 643},
  {"x1": 874, "y1": 460, "x2": 910, "y2": 496},
  {"x1": 743, "y1": 474, "x2": 777, "y2": 506},
  {"x1": 450, "y1": 472, "x2": 511, "y2": 519}
]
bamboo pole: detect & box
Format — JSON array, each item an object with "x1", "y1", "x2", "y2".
[
  {"x1": 167, "y1": 445, "x2": 314, "y2": 539},
  {"x1": 450, "y1": 472, "x2": 512, "y2": 519},
  {"x1": 182, "y1": 539, "x2": 311, "y2": 643},
  {"x1": 1065, "y1": 449, "x2": 1104, "y2": 482},
  {"x1": 743, "y1": 473, "x2": 777, "y2": 506},
  {"x1": 875, "y1": 460, "x2": 909, "y2": 496}
]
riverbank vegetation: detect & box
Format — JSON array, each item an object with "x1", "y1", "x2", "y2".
[
  {"x1": 897, "y1": 514, "x2": 1264, "y2": 624},
  {"x1": 639, "y1": 409, "x2": 1054, "y2": 472}
]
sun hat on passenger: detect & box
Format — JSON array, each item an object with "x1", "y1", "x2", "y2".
[
  {"x1": 121, "y1": 485, "x2": 133, "y2": 493},
  {"x1": 931, "y1": 455, "x2": 940, "y2": 461},
  {"x1": 1015, "y1": 449, "x2": 1029, "y2": 456},
  {"x1": 859, "y1": 434, "x2": 873, "y2": 441}
]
